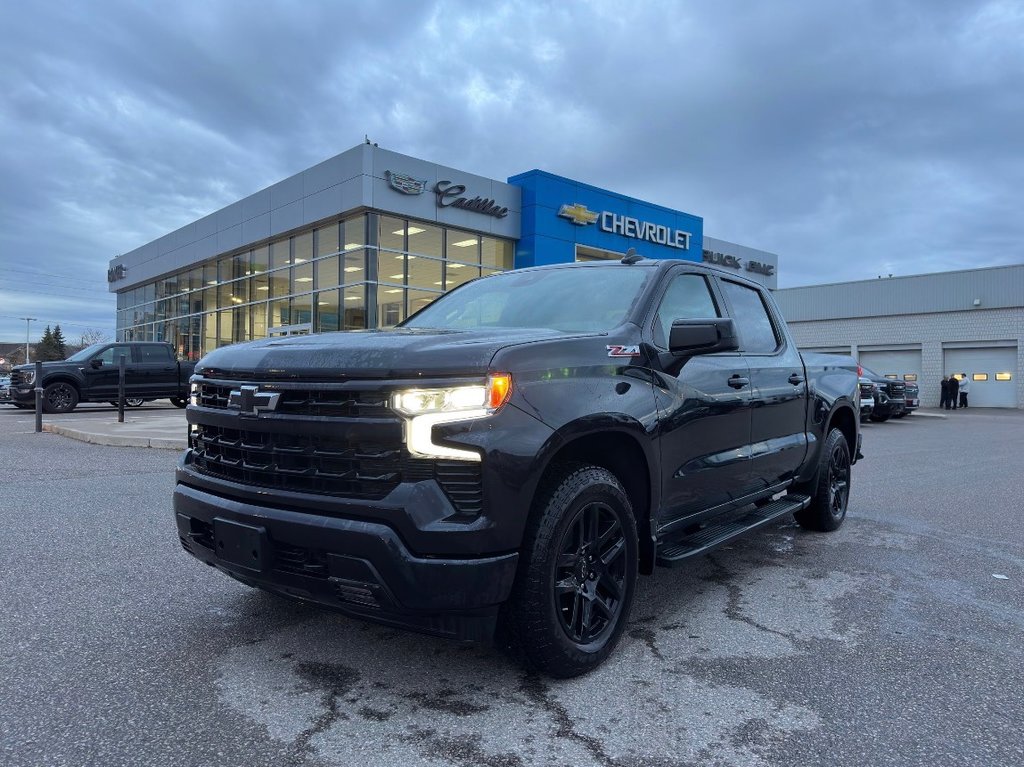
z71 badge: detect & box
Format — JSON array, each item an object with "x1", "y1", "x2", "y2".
[{"x1": 606, "y1": 345, "x2": 641, "y2": 357}]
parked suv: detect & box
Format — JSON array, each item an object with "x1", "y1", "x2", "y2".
[{"x1": 858, "y1": 377, "x2": 876, "y2": 422}]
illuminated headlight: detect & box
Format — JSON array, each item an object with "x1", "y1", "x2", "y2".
[
  {"x1": 189, "y1": 381, "x2": 199, "y2": 406},
  {"x1": 392, "y1": 374, "x2": 512, "y2": 461}
]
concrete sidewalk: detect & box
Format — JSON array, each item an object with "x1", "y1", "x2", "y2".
[{"x1": 42, "y1": 411, "x2": 187, "y2": 449}]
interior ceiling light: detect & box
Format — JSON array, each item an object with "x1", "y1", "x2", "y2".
[
  {"x1": 448, "y1": 263, "x2": 465, "y2": 269},
  {"x1": 389, "y1": 273, "x2": 405, "y2": 279},
  {"x1": 294, "y1": 258, "x2": 308, "y2": 264},
  {"x1": 392, "y1": 226, "x2": 426, "y2": 236},
  {"x1": 295, "y1": 277, "x2": 313, "y2": 283},
  {"x1": 344, "y1": 266, "x2": 362, "y2": 272},
  {"x1": 343, "y1": 242, "x2": 362, "y2": 249},
  {"x1": 257, "y1": 286, "x2": 269, "y2": 291},
  {"x1": 385, "y1": 288, "x2": 402, "y2": 294},
  {"x1": 452, "y1": 238, "x2": 477, "y2": 247}
]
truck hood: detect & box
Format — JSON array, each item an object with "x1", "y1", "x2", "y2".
[{"x1": 195, "y1": 327, "x2": 575, "y2": 380}]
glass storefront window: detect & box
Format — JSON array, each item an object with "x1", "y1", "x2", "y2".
[
  {"x1": 343, "y1": 249, "x2": 367, "y2": 282},
  {"x1": 202, "y1": 287, "x2": 218, "y2": 313},
  {"x1": 202, "y1": 313, "x2": 217, "y2": 351},
  {"x1": 316, "y1": 223, "x2": 340, "y2": 257},
  {"x1": 377, "y1": 250, "x2": 407, "y2": 286},
  {"x1": 408, "y1": 223, "x2": 443, "y2": 258},
  {"x1": 251, "y1": 270, "x2": 270, "y2": 299},
  {"x1": 408, "y1": 256, "x2": 443, "y2": 290},
  {"x1": 252, "y1": 245, "x2": 269, "y2": 274},
  {"x1": 446, "y1": 262, "x2": 480, "y2": 290},
  {"x1": 291, "y1": 293, "x2": 312, "y2": 326},
  {"x1": 481, "y1": 237, "x2": 514, "y2": 270},
  {"x1": 203, "y1": 263, "x2": 218, "y2": 287},
  {"x1": 378, "y1": 287, "x2": 405, "y2": 328},
  {"x1": 293, "y1": 232, "x2": 313, "y2": 265},
  {"x1": 270, "y1": 238, "x2": 290, "y2": 270},
  {"x1": 379, "y1": 216, "x2": 405, "y2": 252},
  {"x1": 269, "y1": 268, "x2": 289, "y2": 299},
  {"x1": 408, "y1": 289, "x2": 440, "y2": 318},
  {"x1": 316, "y1": 255, "x2": 341, "y2": 290},
  {"x1": 446, "y1": 230, "x2": 479, "y2": 262},
  {"x1": 316, "y1": 289, "x2": 341, "y2": 333},
  {"x1": 269, "y1": 299, "x2": 290, "y2": 328},
  {"x1": 251, "y1": 302, "x2": 267, "y2": 339},
  {"x1": 343, "y1": 284, "x2": 366, "y2": 330},
  {"x1": 342, "y1": 215, "x2": 366, "y2": 250},
  {"x1": 292, "y1": 261, "x2": 314, "y2": 291}
]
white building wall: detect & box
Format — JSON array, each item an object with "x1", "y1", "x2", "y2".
[{"x1": 786, "y1": 307, "x2": 1023, "y2": 408}]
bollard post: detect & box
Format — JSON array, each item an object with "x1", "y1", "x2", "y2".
[
  {"x1": 118, "y1": 354, "x2": 126, "y2": 423},
  {"x1": 34, "y1": 360, "x2": 43, "y2": 433}
]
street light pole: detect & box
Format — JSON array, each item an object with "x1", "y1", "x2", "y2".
[{"x1": 20, "y1": 317, "x2": 37, "y2": 363}]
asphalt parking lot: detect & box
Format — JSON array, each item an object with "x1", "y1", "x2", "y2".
[{"x1": 2, "y1": 409, "x2": 1022, "y2": 767}]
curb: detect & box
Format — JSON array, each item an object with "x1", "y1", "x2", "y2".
[{"x1": 42, "y1": 422, "x2": 186, "y2": 450}]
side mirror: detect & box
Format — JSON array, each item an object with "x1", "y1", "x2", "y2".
[
  {"x1": 669, "y1": 318, "x2": 739, "y2": 355},
  {"x1": 90, "y1": 358, "x2": 103, "y2": 369}
]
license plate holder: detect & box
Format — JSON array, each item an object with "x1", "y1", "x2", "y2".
[{"x1": 213, "y1": 518, "x2": 267, "y2": 573}]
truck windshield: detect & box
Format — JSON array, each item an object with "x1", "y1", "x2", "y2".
[
  {"x1": 402, "y1": 266, "x2": 653, "y2": 333},
  {"x1": 65, "y1": 343, "x2": 107, "y2": 362}
]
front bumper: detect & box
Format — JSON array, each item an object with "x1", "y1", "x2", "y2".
[
  {"x1": 9, "y1": 386, "x2": 33, "y2": 405},
  {"x1": 173, "y1": 481, "x2": 519, "y2": 641}
]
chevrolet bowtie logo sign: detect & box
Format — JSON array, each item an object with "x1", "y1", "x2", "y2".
[
  {"x1": 227, "y1": 385, "x2": 281, "y2": 415},
  {"x1": 558, "y1": 203, "x2": 599, "y2": 226}
]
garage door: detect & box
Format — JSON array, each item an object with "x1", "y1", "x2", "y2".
[
  {"x1": 944, "y1": 346, "x2": 1018, "y2": 408},
  {"x1": 859, "y1": 349, "x2": 922, "y2": 385}
]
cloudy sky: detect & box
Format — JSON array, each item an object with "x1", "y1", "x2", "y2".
[{"x1": 2, "y1": 0, "x2": 1022, "y2": 342}]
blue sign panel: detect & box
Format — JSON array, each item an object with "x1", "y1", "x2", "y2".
[{"x1": 507, "y1": 170, "x2": 703, "y2": 268}]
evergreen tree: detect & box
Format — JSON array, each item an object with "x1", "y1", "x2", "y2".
[
  {"x1": 52, "y1": 325, "x2": 68, "y2": 359},
  {"x1": 37, "y1": 326, "x2": 62, "y2": 361}
]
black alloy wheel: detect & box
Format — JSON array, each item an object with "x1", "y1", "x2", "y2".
[
  {"x1": 125, "y1": 398, "x2": 145, "y2": 408},
  {"x1": 43, "y1": 382, "x2": 79, "y2": 413},
  {"x1": 554, "y1": 501, "x2": 628, "y2": 646},
  {"x1": 500, "y1": 463, "x2": 638, "y2": 677},
  {"x1": 794, "y1": 427, "x2": 851, "y2": 532},
  {"x1": 826, "y1": 439, "x2": 850, "y2": 519}
]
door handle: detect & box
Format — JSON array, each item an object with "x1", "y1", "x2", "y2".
[
  {"x1": 728, "y1": 375, "x2": 750, "y2": 389},
  {"x1": 788, "y1": 373, "x2": 805, "y2": 385}
]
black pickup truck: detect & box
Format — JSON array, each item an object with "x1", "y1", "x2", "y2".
[
  {"x1": 9, "y1": 342, "x2": 194, "y2": 413},
  {"x1": 174, "y1": 258, "x2": 860, "y2": 676}
]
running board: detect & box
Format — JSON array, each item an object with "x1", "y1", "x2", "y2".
[{"x1": 655, "y1": 494, "x2": 811, "y2": 567}]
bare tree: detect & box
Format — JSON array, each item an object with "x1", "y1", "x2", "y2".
[{"x1": 78, "y1": 328, "x2": 109, "y2": 347}]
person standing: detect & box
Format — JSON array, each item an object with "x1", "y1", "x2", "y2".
[
  {"x1": 948, "y1": 375, "x2": 960, "y2": 410},
  {"x1": 940, "y1": 376, "x2": 949, "y2": 409},
  {"x1": 959, "y1": 375, "x2": 970, "y2": 408}
]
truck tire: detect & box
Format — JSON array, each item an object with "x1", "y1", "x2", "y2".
[
  {"x1": 892, "y1": 412, "x2": 905, "y2": 419},
  {"x1": 793, "y1": 428, "x2": 850, "y2": 532},
  {"x1": 170, "y1": 397, "x2": 187, "y2": 408},
  {"x1": 502, "y1": 463, "x2": 638, "y2": 678},
  {"x1": 869, "y1": 412, "x2": 889, "y2": 422},
  {"x1": 43, "y1": 382, "x2": 79, "y2": 413}
]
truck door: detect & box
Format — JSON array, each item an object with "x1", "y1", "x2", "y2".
[
  {"x1": 646, "y1": 270, "x2": 753, "y2": 522},
  {"x1": 81, "y1": 344, "x2": 137, "y2": 400},
  {"x1": 135, "y1": 344, "x2": 179, "y2": 397},
  {"x1": 718, "y1": 279, "x2": 808, "y2": 489}
]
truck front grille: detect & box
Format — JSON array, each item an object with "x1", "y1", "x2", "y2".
[
  {"x1": 195, "y1": 381, "x2": 391, "y2": 418},
  {"x1": 10, "y1": 370, "x2": 29, "y2": 386},
  {"x1": 188, "y1": 423, "x2": 483, "y2": 515}
]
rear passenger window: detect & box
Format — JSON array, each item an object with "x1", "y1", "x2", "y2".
[
  {"x1": 720, "y1": 280, "x2": 780, "y2": 354},
  {"x1": 137, "y1": 345, "x2": 172, "y2": 363},
  {"x1": 653, "y1": 274, "x2": 719, "y2": 348}
]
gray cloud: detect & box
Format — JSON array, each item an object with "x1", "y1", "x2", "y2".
[{"x1": 2, "y1": 0, "x2": 1022, "y2": 339}]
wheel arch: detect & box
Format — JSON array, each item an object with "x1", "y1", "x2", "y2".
[{"x1": 533, "y1": 419, "x2": 657, "y2": 574}]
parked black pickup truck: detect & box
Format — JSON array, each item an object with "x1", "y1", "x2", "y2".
[
  {"x1": 859, "y1": 364, "x2": 906, "y2": 422},
  {"x1": 174, "y1": 258, "x2": 860, "y2": 676},
  {"x1": 9, "y1": 342, "x2": 194, "y2": 413}
]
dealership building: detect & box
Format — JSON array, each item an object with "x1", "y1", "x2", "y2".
[{"x1": 108, "y1": 143, "x2": 1021, "y2": 408}]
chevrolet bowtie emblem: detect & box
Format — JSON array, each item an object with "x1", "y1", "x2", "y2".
[
  {"x1": 227, "y1": 385, "x2": 281, "y2": 415},
  {"x1": 558, "y1": 203, "x2": 599, "y2": 226}
]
